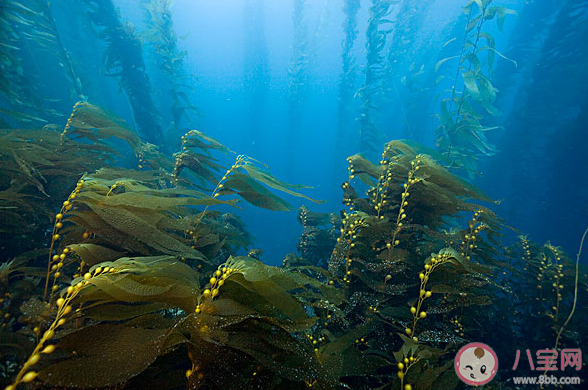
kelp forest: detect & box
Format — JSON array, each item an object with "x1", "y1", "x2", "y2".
[{"x1": 1, "y1": 0, "x2": 587, "y2": 389}]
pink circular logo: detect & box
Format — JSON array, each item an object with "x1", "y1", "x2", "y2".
[{"x1": 454, "y1": 342, "x2": 498, "y2": 386}]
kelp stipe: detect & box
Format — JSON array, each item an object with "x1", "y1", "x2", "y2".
[{"x1": 551, "y1": 222, "x2": 588, "y2": 366}]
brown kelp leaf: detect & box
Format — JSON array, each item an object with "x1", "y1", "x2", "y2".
[
  {"x1": 414, "y1": 359, "x2": 458, "y2": 390},
  {"x1": 339, "y1": 349, "x2": 389, "y2": 377}
]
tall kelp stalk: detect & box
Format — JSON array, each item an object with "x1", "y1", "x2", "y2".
[
  {"x1": 143, "y1": 0, "x2": 200, "y2": 145},
  {"x1": 434, "y1": 0, "x2": 515, "y2": 173},
  {"x1": 0, "y1": 0, "x2": 82, "y2": 125},
  {"x1": 334, "y1": 0, "x2": 361, "y2": 158},
  {"x1": 487, "y1": 0, "x2": 588, "y2": 238},
  {"x1": 243, "y1": 0, "x2": 269, "y2": 147},
  {"x1": 285, "y1": 0, "x2": 309, "y2": 168},
  {"x1": 81, "y1": 0, "x2": 164, "y2": 147},
  {"x1": 357, "y1": 0, "x2": 393, "y2": 157},
  {"x1": 385, "y1": 0, "x2": 434, "y2": 141}
]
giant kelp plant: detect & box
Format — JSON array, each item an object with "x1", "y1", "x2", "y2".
[
  {"x1": 434, "y1": 0, "x2": 516, "y2": 172},
  {"x1": 81, "y1": 0, "x2": 164, "y2": 146},
  {"x1": 143, "y1": 0, "x2": 201, "y2": 143},
  {"x1": 357, "y1": 0, "x2": 394, "y2": 157},
  {"x1": 385, "y1": 0, "x2": 435, "y2": 142},
  {"x1": 335, "y1": 0, "x2": 361, "y2": 159},
  {"x1": 286, "y1": 0, "x2": 310, "y2": 169}
]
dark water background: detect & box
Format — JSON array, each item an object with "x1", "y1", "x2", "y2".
[{"x1": 9, "y1": 0, "x2": 588, "y2": 264}]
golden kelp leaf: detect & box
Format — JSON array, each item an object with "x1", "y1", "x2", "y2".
[
  {"x1": 229, "y1": 257, "x2": 337, "y2": 294},
  {"x1": 210, "y1": 297, "x2": 257, "y2": 317},
  {"x1": 415, "y1": 163, "x2": 491, "y2": 202},
  {"x1": 67, "y1": 243, "x2": 122, "y2": 268},
  {"x1": 199, "y1": 258, "x2": 327, "y2": 330},
  {"x1": 67, "y1": 212, "x2": 151, "y2": 254},
  {"x1": 97, "y1": 191, "x2": 238, "y2": 210},
  {"x1": 83, "y1": 302, "x2": 170, "y2": 321},
  {"x1": 182, "y1": 129, "x2": 232, "y2": 155},
  {"x1": 83, "y1": 202, "x2": 205, "y2": 258},
  {"x1": 346, "y1": 154, "x2": 380, "y2": 186},
  {"x1": 38, "y1": 324, "x2": 176, "y2": 388},
  {"x1": 62, "y1": 102, "x2": 141, "y2": 152},
  {"x1": 220, "y1": 173, "x2": 291, "y2": 211},
  {"x1": 77, "y1": 256, "x2": 200, "y2": 312},
  {"x1": 242, "y1": 162, "x2": 324, "y2": 204},
  {"x1": 88, "y1": 167, "x2": 170, "y2": 183},
  {"x1": 174, "y1": 152, "x2": 226, "y2": 185},
  {"x1": 320, "y1": 324, "x2": 374, "y2": 378},
  {"x1": 221, "y1": 275, "x2": 311, "y2": 325}
]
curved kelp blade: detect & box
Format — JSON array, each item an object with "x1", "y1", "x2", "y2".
[
  {"x1": 242, "y1": 162, "x2": 325, "y2": 204},
  {"x1": 37, "y1": 323, "x2": 182, "y2": 388}
]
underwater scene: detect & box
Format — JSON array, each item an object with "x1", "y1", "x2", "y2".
[{"x1": 1, "y1": 0, "x2": 587, "y2": 389}]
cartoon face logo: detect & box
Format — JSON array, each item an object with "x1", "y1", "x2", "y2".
[{"x1": 454, "y1": 342, "x2": 498, "y2": 386}]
